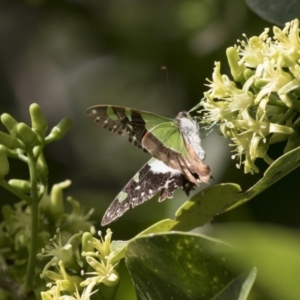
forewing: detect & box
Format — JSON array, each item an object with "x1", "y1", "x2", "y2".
[
  {"x1": 101, "y1": 158, "x2": 195, "y2": 226},
  {"x1": 87, "y1": 105, "x2": 172, "y2": 150},
  {"x1": 145, "y1": 122, "x2": 187, "y2": 155}
]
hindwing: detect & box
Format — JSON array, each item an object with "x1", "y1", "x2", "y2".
[{"x1": 101, "y1": 158, "x2": 194, "y2": 226}]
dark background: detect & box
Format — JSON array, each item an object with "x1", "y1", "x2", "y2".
[{"x1": 1, "y1": 0, "x2": 299, "y2": 298}]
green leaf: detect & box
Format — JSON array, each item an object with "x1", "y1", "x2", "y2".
[
  {"x1": 226, "y1": 144, "x2": 300, "y2": 210},
  {"x1": 216, "y1": 224, "x2": 300, "y2": 300},
  {"x1": 125, "y1": 232, "x2": 255, "y2": 300},
  {"x1": 174, "y1": 183, "x2": 242, "y2": 231}
]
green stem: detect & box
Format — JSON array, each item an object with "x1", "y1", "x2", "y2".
[
  {"x1": 277, "y1": 108, "x2": 296, "y2": 125},
  {"x1": 98, "y1": 283, "x2": 119, "y2": 300},
  {"x1": 0, "y1": 268, "x2": 36, "y2": 300},
  {"x1": 24, "y1": 149, "x2": 39, "y2": 292},
  {"x1": 263, "y1": 153, "x2": 274, "y2": 165},
  {"x1": 292, "y1": 116, "x2": 300, "y2": 126},
  {"x1": 0, "y1": 180, "x2": 33, "y2": 204},
  {"x1": 268, "y1": 95, "x2": 288, "y2": 107},
  {"x1": 4, "y1": 150, "x2": 28, "y2": 163}
]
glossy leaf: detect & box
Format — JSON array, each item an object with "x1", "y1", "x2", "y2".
[{"x1": 125, "y1": 232, "x2": 255, "y2": 300}]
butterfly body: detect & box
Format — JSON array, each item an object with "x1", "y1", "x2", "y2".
[{"x1": 87, "y1": 105, "x2": 210, "y2": 225}]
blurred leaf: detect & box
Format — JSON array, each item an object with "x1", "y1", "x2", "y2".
[
  {"x1": 125, "y1": 232, "x2": 255, "y2": 300},
  {"x1": 219, "y1": 268, "x2": 257, "y2": 300},
  {"x1": 216, "y1": 224, "x2": 300, "y2": 300},
  {"x1": 245, "y1": 0, "x2": 300, "y2": 25}
]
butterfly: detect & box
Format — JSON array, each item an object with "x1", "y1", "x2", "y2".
[{"x1": 87, "y1": 105, "x2": 211, "y2": 225}]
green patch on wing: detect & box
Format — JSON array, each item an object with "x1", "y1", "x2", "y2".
[
  {"x1": 124, "y1": 108, "x2": 132, "y2": 120},
  {"x1": 148, "y1": 121, "x2": 188, "y2": 156},
  {"x1": 106, "y1": 106, "x2": 119, "y2": 121},
  {"x1": 139, "y1": 111, "x2": 172, "y2": 129},
  {"x1": 133, "y1": 172, "x2": 139, "y2": 183},
  {"x1": 117, "y1": 191, "x2": 128, "y2": 202}
]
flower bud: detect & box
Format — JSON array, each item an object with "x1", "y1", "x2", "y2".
[
  {"x1": 29, "y1": 103, "x2": 48, "y2": 137},
  {"x1": 45, "y1": 118, "x2": 72, "y2": 143},
  {"x1": 1, "y1": 205, "x2": 14, "y2": 226},
  {"x1": 1, "y1": 113, "x2": 19, "y2": 136},
  {"x1": 34, "y1": 148, "x2": 48, "y2": 184},
  {"x1": 243, "y1": 69, "x2": 254, "y2": 81},
  {"x1": 41, "y1": 292, "x2": 53, "y2": 300},
  {"x1": 0, "y1": 131, "x2": 24, "y2": 150},
  {"x1": 254, "y1": 79, "x2": 269, "y2": 89},
  {"x1": 67, "y1": 232, "x2": 84, "y2": 251},
  {"x1": 226, "y1": 47, "x2": 245, "y2": 83},
  {"x1": 43, "y1": 261, "x2": 82, "y2": 293},
  {"x1": 8, "y1": 179, "x2": 31, "y2": 193},
  {"x1": 82, "y1": 232, "x2": 94, "y2": 253},
  {"x1": 17, "y1": 123, "x2": 39, "y2": 146},
  {"x1": 49, "y1": 180, "x2": 71, "y2": 217},
  {"x1": 0, "y1": 146, "x2": 9, "y2": 177}
]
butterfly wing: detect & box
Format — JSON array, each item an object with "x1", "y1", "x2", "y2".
[
  {"x1": 101, "y1": 158, "x2": 194, "y2": 226},
  {"x1": 87, "y1": 105, "x2": 173, "y2": 151}
]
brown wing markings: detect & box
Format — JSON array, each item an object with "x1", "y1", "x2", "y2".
[{"x1": 101, "y1": 159, "x2": 195, "y2": 226}]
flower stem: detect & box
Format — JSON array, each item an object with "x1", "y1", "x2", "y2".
[
  {"x1": 0, "y1": 180, "x2": 33, "y2": 204},
  {"x1": 24, "y1": 149, "x2": 39, "y2": 292},
  {"x1": 277, "y1": 108, "x2": 296, "y2": 125}
]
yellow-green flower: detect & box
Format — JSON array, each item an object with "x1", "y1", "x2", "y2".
[
  {"x1": 42, "y1": 260, "x2": 82, "y2": 294},
  {"x1": 39, "y1": 229, "x2": 82, "y2": 276},
  {"x1": 41, "y1": 281, "x2": 96, "y2": 300},
  {"x1": 81, "y1": 256, "x2": 119, "y2": 287},
  {"x1": 202, "y1": 19, "x2": 300, "y2": 173},
  {"x1": 61, "y1": 197, "x2": 95, "y2": 234},
  {"x1": 81, "y1": 229, "x2": 119, "y2": 287}
]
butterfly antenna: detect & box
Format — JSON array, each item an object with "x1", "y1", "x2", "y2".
[
  {"x1": 202, "y1": 127, "x2": 214, "y2": 138},
  {"x1": 161, "y1": 66, "x2": 177, "y2": 114}
]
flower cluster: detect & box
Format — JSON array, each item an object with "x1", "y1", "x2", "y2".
[
  {"x1": 40, "y1": 229, "x2": 119, "y2": 300},
  {"x1": 81, "y1": 229, "x2": 119, "y2": 288},
  {"x1": 201, "y1": 19, "x2": 300, "y2": 173}
]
